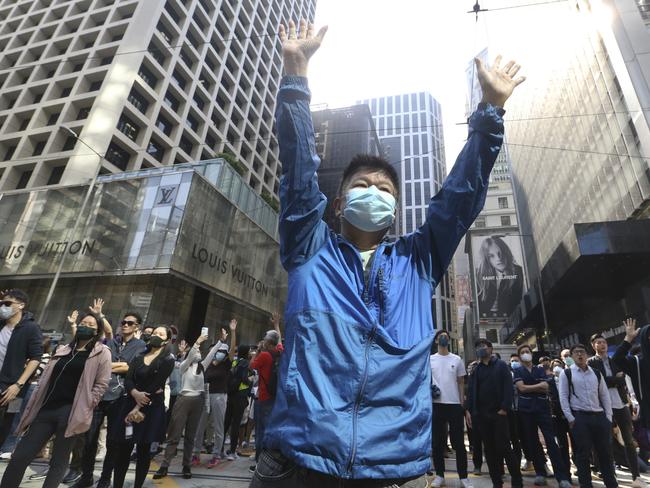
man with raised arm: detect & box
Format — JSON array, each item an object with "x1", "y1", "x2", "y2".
[{"x1": 251, "y1": 19, "x2": 525, "y2": 487}]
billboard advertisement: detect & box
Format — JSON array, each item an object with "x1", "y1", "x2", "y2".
[{"x1": 471, "y1": 234, "x2": 527, "y2": 322}]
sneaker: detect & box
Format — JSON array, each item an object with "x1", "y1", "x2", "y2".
[
  {"x1": 226, "y1": 451, "x2": 239, "y2": 461},
  {"x1": 633, "y1": 479, "x2": 648, "y2": 488},
  {"x1": 534, "y1": 475, "x2": 548, "y2": 486},
  {"x1": 29, "y1": 472, "x2": 48, "y2": 481},
  {"x1": 207, "y1": 456, "x2": 221, "y2": 468},
  {"x1": 521, "y1": 461, "x2": 534, "y2": 472},
  {"x1": 152, "y1": 467, "x2": 168, "y2": 480},
  {"x1": 95, "y1": 478, "x2": 112, "y2": 488},
  {"x1": 559, "y1": 481, "x2": 572, "y2": 488},
  {"x1": 432, "y1": 476, "x2": 445, "y2": 487},
  {"x1": 0, "y1": 452, "x2": 11, "y2": 460},
  {"x1": 62, "y1": 469, "x2": 82, "y2": 484},
  {"x1": 182, "y1": 466, "x2": 192, "y2": 479},
  {"x1": 472, "y1": 468, "x2": 481, "y2": 476},
  {"x1": 70, "y1": 478, "x2": 95, "y2": 488},
  {"x1": 191, "y1": 454, "x2": 201, "y2": 466},
  {"x1": 249, "y1": 464, "x2": 257, "y2": 473},
  {"x1": 460, "y1": 480, "x2": 474, "y2": 488}
]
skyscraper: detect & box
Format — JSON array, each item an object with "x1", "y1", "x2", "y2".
[
  {"x1": 312, "y1": 104, "x2": 382, "y2": 232},
  {"x1": 359, "y1": 93, "x2": 455, "y2": 336},
  {"x1": 0, "y1": 0, "x2": 316, "y2": 199},
  {"x1": 502, "y1": 0, "x2": 650, "y2": 347}
]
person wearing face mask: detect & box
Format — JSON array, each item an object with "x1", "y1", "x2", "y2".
[
  {"x1": 71, "y1": 312, "x2": 146, "y2": 488},
  {"x1": 253, "y1": 18, "x2": 527, "y2": 487},
  {"x1": 153, "y1": 331, "x2": 208, "y2": 480},
  {"x1": 0, "y1": 312, "x2": 111, "y2": 488},
  {"x1": 139, "y1": 325, "x2": 154, "y2": 345},
  {"x1": 512, "y1": 345, "x2": 571, "y2": 487},
  {"x1": 561, "y1": 349, "x2": 574, "y2": 367},
  {"x1": 193, "y1": 325, "x2": 234, "y2": 467},
  {"x1": 466, "y1": 339, "x2": 523, "y2": 488},
  {"x1": 0, "y1": 289, "x2": 43, "y2": 451},
  {"x1": 548, "y1": 359, "x2": 574, "y2": 478},
  {"x1": 510, "y1": 353, "x2": 521, "y2": 370},
  {"x1": 428, "y1": 330, "x2": 471, "y2": 488},
  {"x1": 111, "y1": 326, "x2": 175, "y2": 488}
]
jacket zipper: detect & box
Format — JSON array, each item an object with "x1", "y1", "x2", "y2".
[{"x1": 347, "y1": 259, "x2": 384, "y2": 475}]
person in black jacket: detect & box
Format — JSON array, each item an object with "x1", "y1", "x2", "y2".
[
  {"x1": 590, "y1": 332, "x2": 643, "y2": 487},
  {"x1": 0, "y1": 289, "x2": 43, "y2": 449},
  {"x1": 466, "y1": 339, "x2": 523, "y2": 488},
  {"x1": 613, "y1": 318, "x2": 650, "y2": 488},
  {"x1": 110, "y1": 326, "x2": 175, "y2": 488}
]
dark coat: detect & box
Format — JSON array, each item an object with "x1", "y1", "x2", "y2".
[
  {"x1": 588, "y1": 354, "x2": 629, "y2": 405},
  {"x1": 0, "y1": 311, "x2": 43, "y2": 393},
  {"x1": 612, "y1": 325, "x2": 650, "y2": 427}
]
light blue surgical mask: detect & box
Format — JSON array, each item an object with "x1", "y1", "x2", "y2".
[
  {"x1": 214, "y1": 352, "x2": 227, "y2": 362},
  {"x1": 343, "y1": 186, "x2": 396, "y2": 232},
  {"x1": 511, "y1": 361, "x2": 521, "y2": 369}
]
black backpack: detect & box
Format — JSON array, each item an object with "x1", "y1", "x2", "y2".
[{"x1": 227, "y1": 359, "x2": 249, "y2": 394}]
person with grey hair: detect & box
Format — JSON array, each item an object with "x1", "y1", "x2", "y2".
[{"x1": 250, "y1": 314, "x2": 283, "y2": 471}]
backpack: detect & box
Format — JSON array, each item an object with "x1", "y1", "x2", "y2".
[
  {"x1": 262, "y1": 350, "x2": 281, "y2": 398},
  {"x1": 564, "y1": 366, "x2": 602, "y2": 400},
  {"x1": 227, "y1": 359, "x2": 249, "y2": 394}
]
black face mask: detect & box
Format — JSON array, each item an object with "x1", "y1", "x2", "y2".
[
  {"x1": 75, "y1": 325, "x2": 96, "y2": 341},
  {"x1": 149, "y1": 335, "x2": 166, "y2": 348},
  {"x1": 141, "y1": 333, "x2": 152, "y2": 344}
]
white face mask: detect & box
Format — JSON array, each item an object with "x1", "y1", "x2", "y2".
[
  {"x1": 0, "y1": 305, "x2": 16, "y2": 321},
  {"x1": 520, "y1": 353, "x2": 533, "y2": 363},
  {"x1": 553, "y1": 366, "x2": 563, "y2": 376}
]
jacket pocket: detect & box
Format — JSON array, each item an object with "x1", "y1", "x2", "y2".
[{"x1": 254, "y1": 449, "x2": 298, "y2": 482}]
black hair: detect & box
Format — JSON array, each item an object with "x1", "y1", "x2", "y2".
[
  {"x1": 338, "y1": 154, "x2": 400, "y2": 198},
  {"x1": 434, "y1": 330, "x2": 450, "y2": 342},
  {"x1": 71, "y1": 311, "x2": 105, "y2": 350},
  {"x1": 569, "y1": 343, "x2": 587, "y2": 354},
  {"x1": 238, "y1": 344, "x2": 251, "y2": 359},
  {"x1": 123, "y1": 311, "x2": 143, "y2": 325},
  {"x1": 589, "y1": 333, "x2": 605, "y2": 343},
  {"x1": 146, "y1": 326, "x2": 173, "y2": 368},
  {"x1": 510, "y1": 353, "x2": 519, "y2": 359},
  {"x1": 143, "y1": 325, "x2": 155, "y2": 334},
  {"x1": 517, "y1": 344, "x2": 532, "y2": 356},
  {"x1": 474, "y1": 338, "x2": 492, "y2": 348},
  {"x1": 0, "y1": 289, "x2": 29, "y2": 306}
]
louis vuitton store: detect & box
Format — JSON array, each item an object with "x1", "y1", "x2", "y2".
[{"x1": 0, "y1": 159, "x2": 287, "y2": 344}]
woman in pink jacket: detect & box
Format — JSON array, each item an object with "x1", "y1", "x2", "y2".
[{"x1": 0, "y1": 311, "x2": 112, "y2": 488}]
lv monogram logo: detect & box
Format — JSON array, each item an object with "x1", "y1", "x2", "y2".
[{"x1": 157, "y1": 186, "x2": 177, "y2": 205}]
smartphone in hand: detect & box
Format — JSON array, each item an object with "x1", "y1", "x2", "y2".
[{"x1": 201, "y1": 326, "x2": 208, "y2": 337}]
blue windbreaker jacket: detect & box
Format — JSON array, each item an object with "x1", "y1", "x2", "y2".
[{"x1": 265, "y1": 76, "x2": 505, "y2": 479}]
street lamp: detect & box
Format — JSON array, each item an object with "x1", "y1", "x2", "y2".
[{"x1": 40, "y1": 126, "x2": 104, "y2": 325}]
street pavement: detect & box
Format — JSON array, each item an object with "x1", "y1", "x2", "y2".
[{"x1": 0, "y1": 446, "x2": 647, "y2": 487}]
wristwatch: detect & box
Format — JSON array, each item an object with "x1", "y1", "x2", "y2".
[{"x1": 15, "y1": 381, "x2": 24, "y2": 388}]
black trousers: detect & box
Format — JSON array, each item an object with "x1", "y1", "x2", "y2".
[
  {"x1": 0, "y1": 405, "x2": 75, "y2": 488},
  {"x1": 432, "y1": 403, "x2": 467, "y2": 479},
  {"x1": 467, "y1": 424, "x2": 482, "y2": 471},
  {"x1": 613, "y1": 406, "x2": 640, "y2": 479},
  {"x1": 473, "y1": 412, "x2": 523, "y2": 488},
  {"x1": 519, "y1": 410, "x2": 569, "y2": 482},
  {"x1": 250, "y1": 449, "x2": 428, "y2": 488},
  {"x1": 113, "y1": 441, "x2": 151, "y2": 488},
  {"x1": 223, "y1": 391, "x2": 249, "y2": 454},
  {"x1": 553, "y1": 415, "x2": 573, "y2": 475},
  {"x1": 571, "y1": 411, "x2": 617, "y2": 488},
  {"x1": 77, "y1": 398, "x2": 124, "y2": 483}
]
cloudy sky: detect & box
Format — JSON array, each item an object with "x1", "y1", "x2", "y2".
[{"x1": 305, "y1": 0, "x2": 575, "y2": 169}]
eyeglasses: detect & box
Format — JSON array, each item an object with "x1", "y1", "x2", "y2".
[
  {"x1": 0, "y1": 301, "x2": 16, "y2": 307},
  {"x1": 121, "y1": 320, "x2": 138, "y2": 326},
  {"x1": 572, "y1": 350, "x2": 587, "y2": 355}
]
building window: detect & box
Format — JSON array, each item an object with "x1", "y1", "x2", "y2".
[
  {"x1": 148, "y1": 45, "x2": 165, "y2": 66},
  {"x1": 15, "y1": 170, "x2": 32, "y2": 189},
  {"x1": 32, "y1": 141, "x2": 46, "y2": 156},
  {"x1": 105, "y1": 142, "x2": 130, "y2": 170},
  {"x1": 47, "y1": 166, "x2": 65, "y2": 185},
  {"x1": 61, "y1": 87, "x2": 72, "y2": 97},
  {"x1": 147, "y1": 139, "x2": 165, "y2": 162},
  {"x1": 89, "y1": 80, "x2": 102, "y2": 92},
  {"x1": 77, "y1": 107, "x2": 91, "y2": 120},
  {"x1": 156, "y1": 116, "x2": 173, "y2": 136},
  {"x1": 47, "y1": 113, "x2": 60, "y2": 125},
  {"x1": 127, "y1": 89, "x2": 149, "y2": 114},
  {"x1": 137, "y1": 65, "x2": 158, "y2": 89},
  {"x1": 171, "y1": 71, "x2": 186, "y2": 90},
  {"x1": 99, "y1": 56, "x2": 114, "y2": 66},
  {"x1": 498, "y1": 197, "x2": 508, "y2": 209},
  {"x1": 179, "y1": 136, "x2": 193, "y2": 155},
  {"x1": 62, "y1": 136, "x2": 76, "y2": 151},
  {"x1": 501, "y1": 215, "x2": 511, "y2": 226},
  {"x1": 157, "y1": 22, "x2": 173, "y2": 44},
  {"x1": 116, "y1": 116, "x2": 139, "y2": 142},
  {"x1": 19, "y1": 119, "x2": 30, "y2": 131},
  {"x1": 163, "y1": 92, "x2": 179, "y2": 111},
  {"x1": 475, "y1": 217, "x2": 486, "y2": 228},
  {"x1": 3, "y1": 145, "x2": 16, "y2": 161},
  {"x1": 185, "y1": 114, "x2": 199, "y2": 132}
]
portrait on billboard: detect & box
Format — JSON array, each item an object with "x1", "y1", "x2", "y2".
[{"x1": 472, "y1": 235, "x2": 526, "y2": 320}]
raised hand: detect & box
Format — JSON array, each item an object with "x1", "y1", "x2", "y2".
[
  {"x1": 229, "y1": 319, "x2": 237, "y2": 332},
  {"x1": 624, "y1": 317, "x2": 639, "y2": 342},
  {"x1": 475, "y1": 55, "x2": 526, "y2": 108},
  {"x1": 279, "y1": 18, "x2": 328, "y2": 77},
  {"x1": 89, "y1": 298, "x2": 105, "y2": 315},
  {"x1": 67, "y1": 310, "x2": 79, "y2": 325}
]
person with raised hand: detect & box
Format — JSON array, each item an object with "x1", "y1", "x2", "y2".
[{"x1": 251, "y1": 18, "x2": 525, "y2": 487}]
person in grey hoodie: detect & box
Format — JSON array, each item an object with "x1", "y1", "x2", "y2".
[{"x1": 153, "y1": 332, "x2": 208, "y2": 480}]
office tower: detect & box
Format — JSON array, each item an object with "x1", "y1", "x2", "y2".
[{"x1": 0, "y1": 0, "x2": 316, "y2": 199}]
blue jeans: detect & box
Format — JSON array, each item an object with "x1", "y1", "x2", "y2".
[
  {"x1": 0, "y1": 383, "x2": 35, "y2": 453},
  {"x1": 254, "y1": 399, "x2": 274, "y2": 462}
]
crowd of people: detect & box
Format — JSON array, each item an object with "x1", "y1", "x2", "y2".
[{"x1": 0, "y1": 288, "x2": 283, "y2": 488}]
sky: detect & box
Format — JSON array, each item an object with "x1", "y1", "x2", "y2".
[{"x1": 305, "y1": 0, "x2": 574, "y2": 171}]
